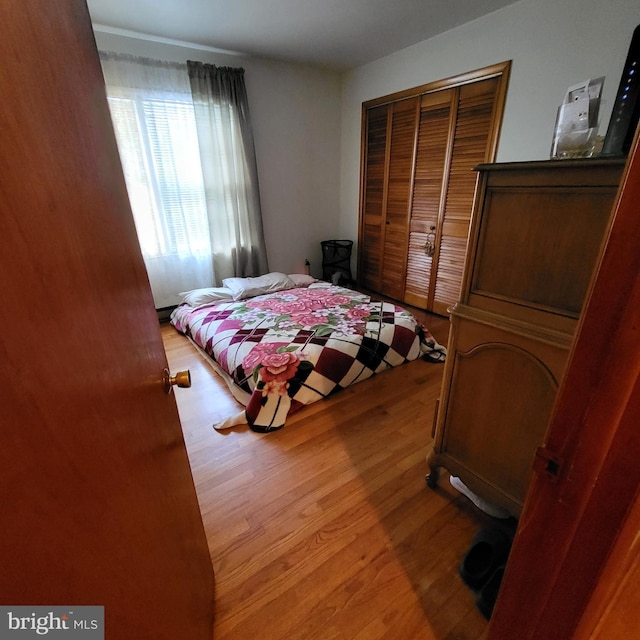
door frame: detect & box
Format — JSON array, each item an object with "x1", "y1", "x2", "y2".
[{"x1": 487, "y1": 131, "x2": 640, "y2": 638}]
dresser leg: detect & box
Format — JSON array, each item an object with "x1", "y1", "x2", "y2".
[{"x1": 425, "y1": 449, "x2": 440, "y2": 489}]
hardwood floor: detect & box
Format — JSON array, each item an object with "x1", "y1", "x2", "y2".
[{"x1": 162, "y1": 309, "x2": 493, "y2": 640}]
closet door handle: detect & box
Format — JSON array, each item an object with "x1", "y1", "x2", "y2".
[{"x1": 424, "y1": 226, "x2": 436, "y2": 257}]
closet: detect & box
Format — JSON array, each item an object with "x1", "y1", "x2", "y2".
[{"x1": 358, "y1": 62, "x2": 511, "y2": 315}]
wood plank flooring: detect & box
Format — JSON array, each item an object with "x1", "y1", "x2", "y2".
[{"x1": 161, "y1": 309, "x2": 493, "y2": 640}]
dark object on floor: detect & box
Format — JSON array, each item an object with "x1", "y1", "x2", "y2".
[
  {"x1": 459, "y1": 526, "x2": 512, "y2": 590},
  {"x1": 476, "y1": 564, "x2": 506, "y2": 620}
]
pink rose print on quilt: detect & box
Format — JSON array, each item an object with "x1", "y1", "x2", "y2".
[
  {"x1": 242, "y1": 343, "x2": 314, "y2": 399},
  {"x1": 242, "y1": 343, "x2": 315, "y2": 432}
]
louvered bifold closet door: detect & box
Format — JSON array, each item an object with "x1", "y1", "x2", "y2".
[
  {"x1": 404, "y1": 90, "x2": 454, "y2": 309},
  {"x1": 432, "y1": 77, "x2": 499, "y2": 315},
  {"x1": 381, "y1": 97, "x2": 419, "y2": 300},
  {"x1": 360, "y1": 104, "x2": 389, "y2": 291},
  {"x1": 358, "y1": 62, "x2": 509, "y2": 312}
]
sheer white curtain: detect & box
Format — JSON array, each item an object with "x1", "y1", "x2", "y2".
[
  {"x1": 100, "y1": 52, "x2": 214, "y2": 308},
  {"x1": 187, "y1": 62, "x2": 269, "y2": 279}
]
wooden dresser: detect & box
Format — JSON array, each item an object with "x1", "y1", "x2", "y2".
[{"x1": 426, "y1": 158, "x2": 625, "y2": 517}]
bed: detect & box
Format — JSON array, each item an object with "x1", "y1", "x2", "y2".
[{"x1": 170, "y1": 272, "x2": 446, "y2": 433}]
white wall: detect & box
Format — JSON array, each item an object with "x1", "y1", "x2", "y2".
[
  {"x1": 339, "y1": 0, "x2": 640, "y2": 256},
  {"x1": 93, "y1": 31, "x2": 342, "y2": 279}
]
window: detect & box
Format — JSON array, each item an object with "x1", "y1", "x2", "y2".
[
  {"x1": 100, "y1": 52, "x2": 269, "y2": 308},
  {"x1": 107, "y1": 94, "x2": 210, "y2": 260}
]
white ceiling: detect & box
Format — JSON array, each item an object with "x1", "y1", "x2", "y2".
[{"x1": 87, "y1": 0, "x2": 519, "y2": 71}]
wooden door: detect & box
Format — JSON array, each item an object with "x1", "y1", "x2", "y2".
[
  {"x1": 359, "y1": 104, "x2": 389, "y2": 291},
  {"x1": 0, "y1": 2, "x2": 214, "y2": 638},
  {"x1": 381, "y1": 98, "x2": 419, "y2": 299},
  {"x1": 359, "y1": 62, "x2": 510, "y2": 314},
  {"x1": 487, "y1": 134, "x2": 640, "y2": 638},
  {"x1": 432, "y1": 78, "x2": 501, "y2": 315},
  {"x1": 405, "y1": 77, "x2": 502, "y2": 315},
  {"x1": 404, "y1": 90, "x2": 455, "y2": 309},
  {"x1": 360, "y1": 98, "x2": 418, "y2": 299}
]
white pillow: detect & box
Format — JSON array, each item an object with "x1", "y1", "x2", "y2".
[
  {"x1": 222, "y1": 272, "x2": 295, "y2": 301},
  {"x1": 287, "y1": 273, "x2": 318, "y2": 287},
  {"x1": 179, "y1": 287, "x2": 233, "y2": 307}
]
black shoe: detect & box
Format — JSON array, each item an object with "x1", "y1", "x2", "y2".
[
  {"x1": 459, "y1": 527, "x2": 511, "y2": 590},
  {"x1": 476, "y1": 564, "x2": 506, "y2": 619}
]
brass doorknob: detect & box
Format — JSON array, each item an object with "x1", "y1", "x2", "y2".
[{"x1": 162, "y1": 368, "x2": 191, "y2": 393}]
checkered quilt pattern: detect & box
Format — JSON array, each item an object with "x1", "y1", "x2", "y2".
[{"x1": 170, "y1": 283, "x2": 446, "y2": 432}]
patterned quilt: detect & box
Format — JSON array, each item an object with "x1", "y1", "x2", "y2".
[{"x1": 170, "y1": 283, "x2": 446, "y2": 432}]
